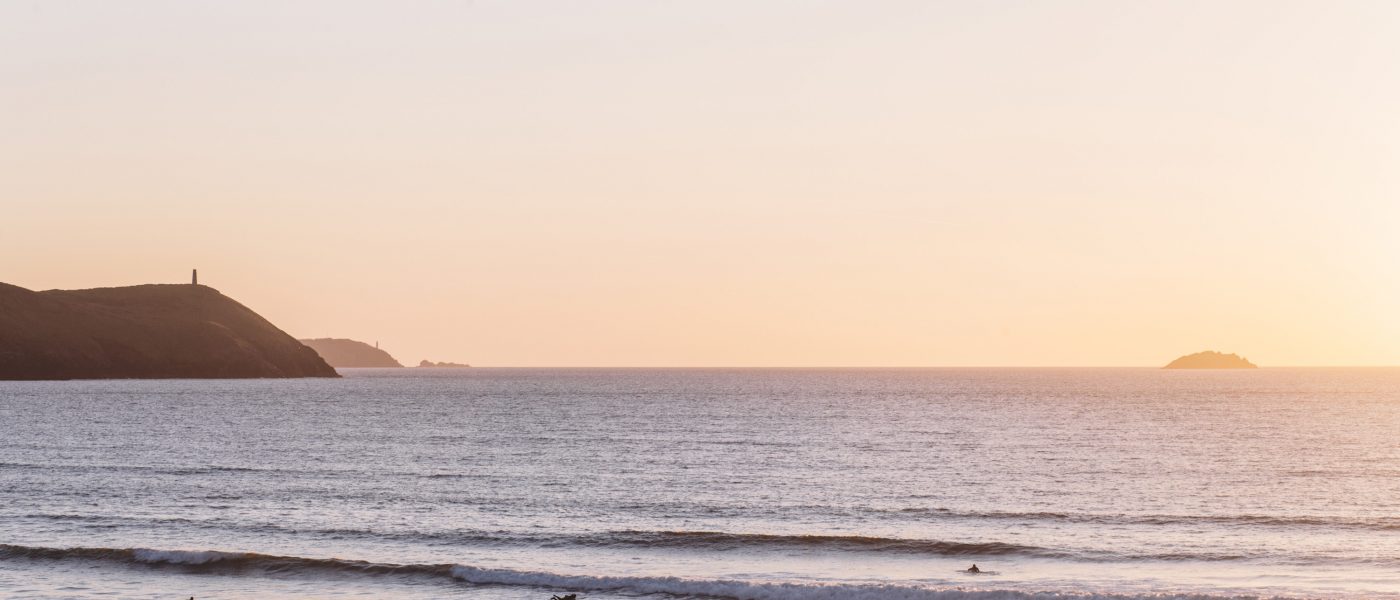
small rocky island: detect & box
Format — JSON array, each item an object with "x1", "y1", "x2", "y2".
[
  {"x1": 418, "y1": 360, "x2": 471, "y2": 368},
  {"x1": 1163, "y1": 351, "x2": 1257, "y2": 369},
  {"x1": 0, "y1": 281, "x2": 338, "y2": 380},
  {"x1": 299, "y1": 338, "x2": 403, "y2": 368}
]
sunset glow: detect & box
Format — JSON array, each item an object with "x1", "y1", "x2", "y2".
[{"x1": 4, "y1": 1, "x2": 1398, "y2": 366}]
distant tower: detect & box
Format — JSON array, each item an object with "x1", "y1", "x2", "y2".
[{"x1": 192, "y1": 269, "x2": 198, "y2": 285}]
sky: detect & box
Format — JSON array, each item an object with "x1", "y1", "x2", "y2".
[{"x1": 2, "y1": 1, "x2": 1399, "y2": 367}]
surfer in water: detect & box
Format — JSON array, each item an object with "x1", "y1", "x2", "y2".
[{"x1": 966, "y1": 564, "x2": 981, "y2": 573}]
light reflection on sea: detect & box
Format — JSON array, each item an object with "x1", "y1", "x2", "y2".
[{"x1": 2, "y1": 368, "x2": 1399, "y2": 599}]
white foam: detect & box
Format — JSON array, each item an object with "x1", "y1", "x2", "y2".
[
  {"x1": 130, "y1": 548, "x2": 234, "y2": 565},
  {"x1": 3, "y1": 542, "x2": 1287, "y2": 599}
]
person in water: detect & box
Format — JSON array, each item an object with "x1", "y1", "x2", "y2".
[{"x1": 966, "y1": 564, "x2": 981, "y2": 573}]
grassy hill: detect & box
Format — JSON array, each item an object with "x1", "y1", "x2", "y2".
[{"x1": 0, "y1": 282, "x2": 338, "y2": 380}]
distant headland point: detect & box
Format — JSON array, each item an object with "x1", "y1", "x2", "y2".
[
  {"x1": 1163, "y1": 351, "x2": 1258, "y2": 369},
  {"x1": 299, "y1": 338, "x2": 403, "y2": 368},
  {"x1": 418, "y1": 360, "x2": 471, "y2": 368},
  {"x1": 296, "y1": 339, "x2": 474, "y2": 369}
]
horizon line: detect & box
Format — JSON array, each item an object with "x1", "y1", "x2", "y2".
[{"x1": 368, "y1": 365, "x2": 1400, "y2": 369}]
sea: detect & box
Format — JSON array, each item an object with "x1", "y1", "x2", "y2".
[{"x1": 1, "y1": 368, "x2": 1398, "y2": 600}]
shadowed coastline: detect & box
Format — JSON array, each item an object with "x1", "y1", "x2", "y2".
[
  {"x1": 300, "y1": 338, "x2": 403, "y2": 368},
  {"x1": 0, "y1": 282, "x2": 338, "y2": 380}
]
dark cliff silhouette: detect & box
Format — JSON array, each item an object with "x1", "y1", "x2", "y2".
[
  {"x1": 1163, "y1": 351, "x2": 1258, "y2": 369},
  {"x1": 0, "y1": 282, "x2": 338, "y2": 380},
  {"x1": 299, "y1": 338, "x2": 404, "y2": 368}
]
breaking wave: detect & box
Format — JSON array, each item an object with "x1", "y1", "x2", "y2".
[
  {"x1": 0, "y1": 544, "x2": 1285, "y2": 600},
  {"x1": 5, "y1": 515, "x2": 1324, "y2": 563}
]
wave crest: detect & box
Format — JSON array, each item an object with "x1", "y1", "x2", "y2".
[{"x1": 0, "y1": 543, "x2": 1281, "y2": 600}]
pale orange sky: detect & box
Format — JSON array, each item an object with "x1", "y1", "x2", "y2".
[{"x1": 3, "y1": 1, "x2": 1399, "y2": 366}]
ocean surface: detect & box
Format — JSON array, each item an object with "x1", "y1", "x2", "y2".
[{"x1": 2, "y1": 368, "x2": 1398, "y2": 600}]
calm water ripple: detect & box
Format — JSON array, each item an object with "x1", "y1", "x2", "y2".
[{"x1": 2, "y1": 368, "x2": 1399, "y2": 599}]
